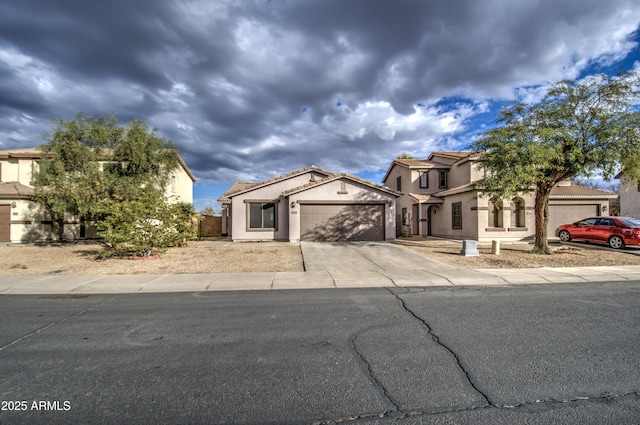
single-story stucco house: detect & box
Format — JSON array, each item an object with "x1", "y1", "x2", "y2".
[{"x1": 218, "y1": 166, "x2": 400, "y2": 242}]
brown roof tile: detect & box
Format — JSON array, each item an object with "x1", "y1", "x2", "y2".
[
  {"x1": 393, "y1": 159, "x2": 448, "y2": 168},
  {"x1": 219, "y1": 166, "x2": 335, "y2": 200},
  {"x1": 550, "y1": 185, "x2": 618, "y2": 198},
  {"x1": 0, "y1": 147, "x2": 42, "y2": 159},
  {"x1": 0, "y1": 182, "x2": 34, "y2": 198},
  {"x1": 430, "y1": 151, "x2": 473, "y2": 159},
  {"x1": 217, "y1": 182, "x2": 261, "y2": 202},
  {"x1": 281, "y1": 172, "x2": 401, "y2": 197},
  {"x1": 409, "y1": 193, "x2": 443, "y2": 203}
]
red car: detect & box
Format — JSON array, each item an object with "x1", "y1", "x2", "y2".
[{"x1": 557, "y1": 216, "x2": 640, "y2": 249}]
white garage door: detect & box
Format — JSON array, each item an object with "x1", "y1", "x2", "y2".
[
  {"x1": 548, "y1": 204, "x2": 599, "y2": 236},
  {"x1": 300, "y1": 204, "x2": 385, "y2": 241}
]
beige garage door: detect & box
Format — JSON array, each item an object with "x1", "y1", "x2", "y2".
[
  {"x1": 300, "y1": 204, "x2": 385, "y2": 241},
  {"x1": 548, "y1": 204, "x2": 599, "y2": 236},
  {"x1": 0, "y1": 205, "x2": 10, "y2": 242}
]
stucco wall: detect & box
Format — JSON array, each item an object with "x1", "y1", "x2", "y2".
[
  {"x1": 620, "y1": 176, "x2": 640, "y2": 217},
  {"x1": 230, "y1": 171, "x2": 327, "y2": 241},
  {"x1": 383, "y1": 165, "x2": 411, "y2": 236},
  {"x1": 1, "y1": 158, "x2": 36, "y2": 184},
  {"x1": 430, "y1": 191, "x2": 479, "y2": 240},
  {"x1": 167, "y1": 166, "x2": 194, "y2": 204},
  {"x1": 448, "y1": 161, "x2": 471, "y2": 189},
  {"x1": 475, "y1": 193, "x2": 536, "y2": 241}
]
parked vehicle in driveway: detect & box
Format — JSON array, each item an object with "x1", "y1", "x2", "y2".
[{"x1": 557, "y1": 216, "x2": 640, "y2": 249}]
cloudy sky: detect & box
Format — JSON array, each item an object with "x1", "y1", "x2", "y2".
[{"x1": 1, "y1": 0, "x2": 639, "y2": 211}]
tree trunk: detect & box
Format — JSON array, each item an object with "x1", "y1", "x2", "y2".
[{"x1": 533, "y1": 187, "x2": 551, "y2": 254}]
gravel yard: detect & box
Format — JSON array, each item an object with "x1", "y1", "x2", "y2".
[
  {"x1": 394, "y1": 237, "x2": 640, "y2": 269},
  {"x1": 0, "y1": 237, "x2": 639, "y2": 276},
  {"x1": 0, "y1": 240, "x2": 304, "y2": 276}
]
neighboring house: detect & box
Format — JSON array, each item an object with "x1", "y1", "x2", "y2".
[
  {"x1": 0, "y1": 147, "x2": 195, "y2": 243},
  {"x1": 617, "y1": 171, "x2": 640, "y2": 218},
  {"x1": 383, "y1": 151, "x2": 617, "y2": 241},
  {"x1": 218, "y1": 166, "x2": 400, "y2": 242}
]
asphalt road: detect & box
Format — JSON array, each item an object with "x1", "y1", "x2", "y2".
[{"x1": 1, "y1": 282, "x2": 639, "y2": 424}]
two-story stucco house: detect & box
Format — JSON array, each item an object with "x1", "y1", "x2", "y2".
[
  {"x1": 0, "y1": 147, "x2": 195, "y2": 243},
  {"x1": 383, "y1": 151, "x2": 617, "y2": 241},
  {"x1": 218, "y1": 166, "x2": 400, "y2": 242}
]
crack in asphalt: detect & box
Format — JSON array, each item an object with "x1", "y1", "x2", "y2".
[
  {"x1": 317, "y1": 287, "x2": 640, "y2": 424},
  {"x1": 315, "y1": 391, "x2": 640, "y2": 424},
  {"x1": 386, "y1": 287, "x2": 494, "y2": 407},
  {"x1": 496, "y1": 389, "x2": 640, "y2": 409},
  {"x1": 347, "y1": 326, "x2": 401, "y2": 415}
]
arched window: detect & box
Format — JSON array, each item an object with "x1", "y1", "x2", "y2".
[
  {"x1": 510, "y1": 197, "x2": 525, "y2": 228},
  {"x1": 488, "y1": 199, "x2": 503, "y2": 228}
]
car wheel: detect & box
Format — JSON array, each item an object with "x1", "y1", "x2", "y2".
[
  {"x1": 558, "y1": 230, "x2": 571, "y2": 242},
  {"x1": 608, "y1": 235, "x2": 625, "y2": 249}
]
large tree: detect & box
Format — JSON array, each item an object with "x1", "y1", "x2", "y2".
[
  {"x1": 472, "y1": 72, "x2": 640, "y2": 253},
  {"x1": 33, "y1": 113, "x2": 196, "y2": 255}
]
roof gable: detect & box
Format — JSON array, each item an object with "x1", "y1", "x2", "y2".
[
  {"x1": 382, "y1": 158, "x2": 450, "y2": 184},
  {"x1": 282, "y1": 172, "x2": 401, "y2": 197},
  {"x1": 427, "y1": 151, "x2": 476, "y2": 166},
  {"x1": 221, "y1": 166, "x2": 335, "y2": 199}
]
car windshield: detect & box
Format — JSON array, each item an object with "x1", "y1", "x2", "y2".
[
  {"x1": 576, "y1": 218, "x2": 597, "y2": 226},
  {"x1": 619, "y1": 218, "x2": 640, "y2": 227}
]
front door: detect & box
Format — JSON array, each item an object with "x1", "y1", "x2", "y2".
[{"x1": 412, "y1": 204, "x2": 419, "y2": 235}]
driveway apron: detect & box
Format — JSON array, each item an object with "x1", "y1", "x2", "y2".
[{"x1": 300, "y1": 241, "x2": 457, "y2": 273}]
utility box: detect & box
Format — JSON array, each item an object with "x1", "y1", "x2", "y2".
[{"x1": 461, "y1": 240, "x2": 480, "y2": 257}]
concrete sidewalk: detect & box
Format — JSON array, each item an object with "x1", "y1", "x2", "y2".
[{"x1": 2, "y1": 265, "x2": 640, "y2": 295}]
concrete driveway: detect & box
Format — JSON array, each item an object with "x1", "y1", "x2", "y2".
[{"x1": 301, "y1": 241, "x2": 457, "y2": 272}]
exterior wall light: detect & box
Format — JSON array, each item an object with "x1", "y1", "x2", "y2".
[{"x1": 11, "y1": 201, "x2": 17, "y2": 208}]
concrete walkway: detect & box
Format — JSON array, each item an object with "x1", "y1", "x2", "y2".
[{"x1": 2, "y1": 247, "x2": 640, "y2": 294}]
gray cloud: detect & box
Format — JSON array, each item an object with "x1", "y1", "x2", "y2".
[{"x1": 0, "y1": 0, "x2": 639, "y2": 185}]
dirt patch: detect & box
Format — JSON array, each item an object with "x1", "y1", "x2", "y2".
[
  {"x1": 2, "y1": 237, "x2": 639, "y2": 275},
  {"x1": 0, "y1": 240, "x2": 304, "y2": 275},
  {"x1": 394, "y1": 237, "x2": 640, "y2": 269}
]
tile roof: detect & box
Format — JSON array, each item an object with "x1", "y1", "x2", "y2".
[
  {"x1": 550, "y1": 185, "x2": 618, "y2": 198},
  {"x1": 382, "y1": 158, "x2": 450, "y2": 183},
  {"x1": 429, "y1": 151, "x2": 474, "y2": 159},
  {"x1": 281, "y1": 172, "x2": 401, "y2": 197},
  {"x1": 433, "y1": 182, "x2": 476, "y2": 197},
  {"x1": 219, "y1": 166, "x2": 335, "y2": 200},
  {"x1": 0, "y1": 182, "x2": 34, "y2": 198},
  {"x1": 0, "y1": 146, "x2": 196, "y2": 182},
  {"x1": 408, "y1": 193, "x2": 443, "y2": 203},
  {"x1": 217, "y1": 182, "x2": 261, "y2": 202},
  {"x1": 0, "y1": 147, "x2": 42, "y2": 158},
  {"x1": 392, "y1": 159, "x2": 449, "y2": 168}
]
